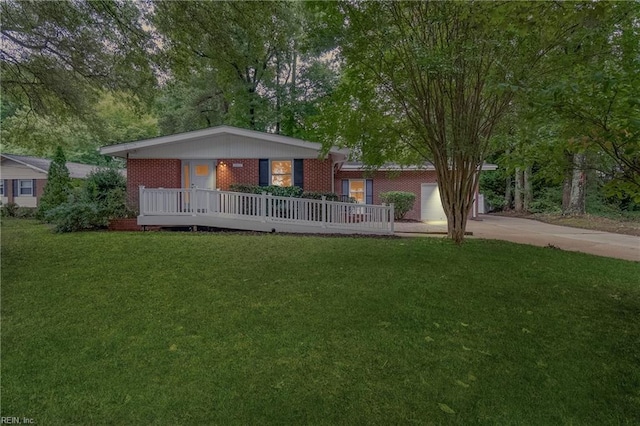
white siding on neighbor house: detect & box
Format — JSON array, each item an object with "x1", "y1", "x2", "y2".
[
  {"x1": 127, "y1": 134, "x2": 324, "y2": 160},
  {"x1": 1, "y1": 196, "x2": 7, "y2": 205},
  {"x1": 13, "y1": 196, "x2": 37, "y2": 208},
  {"x1": 0, "y1": 161, "x2": 47, "y2": 180}
]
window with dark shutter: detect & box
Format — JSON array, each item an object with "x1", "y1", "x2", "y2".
[
  {"x1": 366, "y1": 179, "x2": 373, "y2": 204},
  {"x1": 259, "y1": 159, "x2": 269, "y2": 186},
  {"x1": 341, "y1": 179, "x2": 349, "y2": 202},
  {"x1": 293, "y1": 159, "x2": 303, "y2": 188}
]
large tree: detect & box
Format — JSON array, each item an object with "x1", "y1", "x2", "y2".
[
  {"x1": 1, "y1": 0, "x2": 156, "y2": 119},
  {"x1": 489, "y1": 1, "x2": 640, "y2": 214},
  {"x1": 152, "y1": 1, "x2": 338, "y2": 137},
  {"x1": 1, "y1": 93, "x2": 158, "y2": 164},
  {"x1": 545, "y1": 2, "x2": 640, "y2": 202},
  {"x1": 321, "y1": 1, "x2": 614, "y2": 243},
  {"x1": 153, "y1": 1, "x2": 298, "y2": 131}
]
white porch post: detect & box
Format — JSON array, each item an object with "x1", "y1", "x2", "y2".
[
  {"x1": 212, "y1": 189, "x2": 218, "y2": 214},
  {"x1": 139, "y1": 185, "x2": 145, "y2": 216},
  {"x1": 321, "y1": 196, "x2": 327, "y2": 228},
  {"x1": 191, "y1": 187, "x2": 197, "y2": 216},
  {"x1": 261, "y1": 192, "x2": 267, "y2": 222},
  {"x1": 389, "y1": 203, "x2": 395, "y2": 233}
]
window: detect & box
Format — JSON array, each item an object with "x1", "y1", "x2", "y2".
[
  {"x1": 271, "y1": 160, "x2": 292, "y2": 187},
  {"x1": 19, "y1": 179, "x2": 33, "y2": 196},
  {"x1": 349, "y1": 179, "x2": 365, "y2": 204},
  {"x1": 342, "y1": 179, "x2": 372, "y2": 204},
  {"x1": 0, "y1": 180, "x2": 4, "y2": 196},
  {"x1": 195, "y1": 165, "x2": 209, "y2": 176}
]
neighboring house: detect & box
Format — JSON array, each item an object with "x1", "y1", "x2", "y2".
[
  {"x1": 0, "y1": 154, "x2": 101, "y2": 208},
  {"x1": 99, "y1": 125, "x2": 495, "y2": 223}
]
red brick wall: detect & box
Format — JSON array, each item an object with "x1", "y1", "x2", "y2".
[
  {"x1": 127, "y1": 159, "x2": 182, "y2": 207},
  {"x1": 126, "y1": 157, "x2": 334, "y2": 207},
  {"x1": 335, "y1": 170, "x2": 437, "y2": 220},
  {"x1": 303, "y1": 158, "x2": 333, "y2": 192},
  {"x1": 216, "y1": 159, "x2": 259, "y2": 190},
  {"x1": 216, "y1": 158, "x2": 332, "y2": 192}
]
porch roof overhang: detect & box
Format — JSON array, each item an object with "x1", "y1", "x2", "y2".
[{"x1": 99, "y1": 125, "x2": 350, "y2": 162}]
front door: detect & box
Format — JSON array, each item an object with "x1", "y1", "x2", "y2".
[{"x1": 182, "y1": 160, "x2": 216, "y2": 190}]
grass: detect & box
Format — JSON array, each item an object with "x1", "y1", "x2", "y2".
[{"x1": 1, "y1": 219, "x2": 639, "y2": 425}]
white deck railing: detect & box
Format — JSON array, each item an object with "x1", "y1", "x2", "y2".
[{"x1": 139, "y1": 186, "x2": 394, "y2": 233}]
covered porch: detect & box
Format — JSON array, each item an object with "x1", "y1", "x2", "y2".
[{"x1": 138, "y1": 187, "x2": 395, "y2": 235}]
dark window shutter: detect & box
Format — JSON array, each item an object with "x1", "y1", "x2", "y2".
[
  {"x1": 3, "y1": 179, "x2": 6, "y2": 196},
  {"x1": 341, "y1": 179, "x2": 349, "y2": 201},
  {"x1": 293, "y1": 159, "x2": 304, "y2": 189},
  {"x1": 13, "y1": 180, "x2": 18, "y2": 197},
  {"x1": 32, "y1": 179, "x2": 37, "y2": 196},
  {"x1": 259, "y1": 159, "x2": 269, "y2": 186},
  {"x1": 366, "y1": 179, "x2": 373, "y2": 204}
]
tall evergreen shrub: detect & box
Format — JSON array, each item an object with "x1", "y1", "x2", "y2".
[{"x1": 37, "y1": 146, "x2": 71, "y2": 219}]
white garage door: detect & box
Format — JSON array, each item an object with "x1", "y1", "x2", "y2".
[{"x1": 421, "y1": 183, "x2": 447, "y2": 221}]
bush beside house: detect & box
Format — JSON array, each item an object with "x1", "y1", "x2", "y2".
[
  {"x1": 45, "y1": 168, "x2": 131, "y2": 232},
  {"x1": 380, "y1": 191, "x2": 416, "y2": 220},
  {"x1": 228, "y1": 184, "x2": 340, "y2": 201}
]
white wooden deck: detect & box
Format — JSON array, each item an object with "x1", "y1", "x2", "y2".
[{"x1": 138, "y1": 187, "x2": 394, "y2": 235}]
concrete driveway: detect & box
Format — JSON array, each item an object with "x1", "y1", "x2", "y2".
[{"x1": 395, "y1": 214, "x2": 640, "y2": 262}]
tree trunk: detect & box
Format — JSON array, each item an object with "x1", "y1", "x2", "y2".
[
  {"x1": 447, "y1": 207, "x2": 469, "y2": 244},
  {"x1": 523, "y1": 166, "x2": 532, "y2": 212},
  {"x1": 514, "y1": 167, "x2": 524, "y2": 212},
  {"x1": 504, "y1": 174, "x2": 512, "y2": 210},
  {"x1": 275, "y1": 54, "x2": 281, "y2": 134},
  {"x1": 248, "y1": 85, "x2": 257, "y2": 130},
  {"x1": 564, "y1": 153, "x2": 587, "y2": 215},
  {"x1": 562, "y1": 150, "x2": 573, "y2": 211},
  {"x1": 439, "y1": 167, "x2": 477, "y2": 245}
]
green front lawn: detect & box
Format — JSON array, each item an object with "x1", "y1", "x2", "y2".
[{"x1": 2, "y1": 219, "x2": 639, "y2": 424}]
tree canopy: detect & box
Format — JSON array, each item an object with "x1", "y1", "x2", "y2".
[{"x1": 1, "y1": 0, "x2": 156, "y2": 118}]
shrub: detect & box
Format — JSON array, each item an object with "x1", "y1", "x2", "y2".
[
  {"x1": 16, "y1": 207, "x2": 37, "y2": 219},
  {"x1": 228, "y1": 184, "x2": 340, "y2": 201},
  {"x1": 300, "y1": 191, "x2": 340, "y2": 201},
  {"x1": 84, "y1": 168, "x2": 132, "y2": 219},
  {"x1": 45, "y1": 202, "x2": 102, "y2": 233},
  {"x1": 229, "y1": 184, "x2": 303, "y2": 198},
  {"x1": 37, "y1": 146, "x2": 72, "y2": 219},
  {"x1": 44, "y1": 168, "x2": 133, "y2": 233},
  {"x1": 228, "y1": 184, "x2": 261, "y2": 194},
  {"x1": 1, "y1": 202, "x2": 19, "y2": 217},
  {"x1": 483, "y1": 192, "x2": 507, "y2": 212},
  {"x1": 379, "y1": 191, "x2": 416, "y2": 220},
  {"x1": 529, "y1": 187, "x2": 562, "y2": 214}
]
